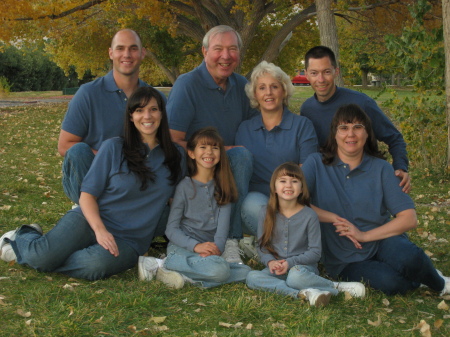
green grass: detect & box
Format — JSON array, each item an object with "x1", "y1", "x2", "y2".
[{"x1": 1, "y1": 95, "x2": 450, "y2": 336}]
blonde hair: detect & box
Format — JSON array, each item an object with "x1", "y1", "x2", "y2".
[
  {"x1": 259, "y1": 162, "x2": 310, "y2": 257},
  {"x1": 245, "y1": 61, "x2": 294, "y2": 109}
]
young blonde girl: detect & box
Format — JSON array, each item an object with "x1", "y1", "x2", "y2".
[
  {"x1": 246, "y1": 162, "x2": 365, "y2": 306},
  {"x1": 139, "y1": 127, "x2": 251, "y2": 288}
]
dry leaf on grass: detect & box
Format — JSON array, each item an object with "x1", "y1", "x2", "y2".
[
  {"x1": 437, "y1": 300, "x2": 449, "y2": 310},
  {"x1": 17, "y1": 309, "x2": 31, "y2": 317},
  {"x1": 368, "y1": 315, "x2": 381, "y2": 327},
  {"x1": 0, "y1": 205, "x2": 12, "y2": 210},
  {"x1": 272, "y1": 322, "x2": 286, "y2": 329},
  {"x1": 434, "y1": 319, "x2": 444, "y2": 329},
  {"x1": 417, "y1": 320, "x2": 431, "y2": 337},
  {"x1": 246, "y1": 324, "x2": 253, "y2": 330},
  {"x1": 382, "y1": 298, "x2": 390, "y2": 306},
  {"x1": 149, "y1": 316, "x2": 166, "y2": 324},
  {"x1": 219, "y1": 322, "x2": 244, "y2": 329}
]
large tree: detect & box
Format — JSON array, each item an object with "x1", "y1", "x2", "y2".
[
  {"x1": 443, "y1": 0, "x2": 450, "y2": 171},
  {"x1": 0, "y1": 1, "x2": 404, "y2": 84}
]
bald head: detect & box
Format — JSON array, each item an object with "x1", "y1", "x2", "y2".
[{"x1": 111, "y1": 29, "x2": 143, "y2": 49}]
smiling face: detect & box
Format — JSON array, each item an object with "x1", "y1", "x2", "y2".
[
  {"x1": 275, "y1": 175, "x2": 303, "y2": 202},
  {"x1": 130, "y1": 97, "x2": 161, "y2": 143},
  {"x1": 305, "y1": 56, "x2": 339, "y2": 102},
  {"x1": 188, "y1": 140, "x2": 221, "y2": 172},
  {"x1": 335, "y1": 121, "x2": 368, "y2": 161},
  {"x1": 109, "y1": 30, "x2": 146, "y2": 77},
  {"x1": 202, "y1": 31, "x2": 240, "y2": 87},
  {"x1": 255, "y1": 74, "x2": 285, "y2": 114}
]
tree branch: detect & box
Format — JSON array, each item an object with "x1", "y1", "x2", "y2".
[{"x1": 14, "y1": 0, "x2": 108, "y2": 21}]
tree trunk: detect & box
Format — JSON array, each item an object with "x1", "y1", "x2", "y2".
[
  {"x1": 443, "y1": 0, "x2": 450, "y2": 171},
  {"x1": 361, "y1": 69, "x2": 369, "y2": 88},
  {"x1": 315, "y1": 0, "x2": 345, "y2": 87}
]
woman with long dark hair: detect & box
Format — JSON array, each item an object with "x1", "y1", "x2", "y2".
[{"x1": 0, "y1": 87, "x2": 185, "y2": 280}]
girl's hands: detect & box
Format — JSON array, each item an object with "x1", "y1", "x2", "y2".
[
  {"x1": 268, "y1": 259, "x2": 289, "y2": 275},
  {"x1": 95, "y1": 227, "x2": 119, "y2": 257},
  {"x1": 333, "y1": 217, "x2": 363, "y2": 249},
  {"x1": 194, "y1": 242, "x2": 221, "y2": 257}
]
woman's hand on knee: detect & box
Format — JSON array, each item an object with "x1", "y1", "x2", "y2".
[{"x1": 95, "y1": 228, "x2": 119, "y2": 257}]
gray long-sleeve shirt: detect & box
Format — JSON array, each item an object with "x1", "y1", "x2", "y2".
[
  {"x1": 165, "y1": 177, "x2": 230, "y2": 253},
  {"x1": 257, "y1": 205, "x2": 322, "y2": 269}
]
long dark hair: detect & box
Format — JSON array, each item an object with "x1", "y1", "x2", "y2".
[
  {"x1": 322, "y1": 104, "x2": 385, "y2": 165},
  {"x1": 259, "y1": 162, "x2": 310, "y2": 258},
  {"x1": 186, "y1": 127, "x2": 238, "y2": 205},
  {"x1": 122, "y1": 87, "x2": 181, "y2": 190}
]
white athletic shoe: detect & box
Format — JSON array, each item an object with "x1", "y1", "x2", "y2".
[
  {"x1": 156, "y1": 267, "x2": 185, "y2": 289},
  {"x1": 138, "y1": 256, "x2": 159, "y2": 281},
  {"x1": 0, "y1": 224, "x2": 42, "y2": 262},
  {"x1": 299, "y1": 288, "x2": 332, "y2": 307},
  {"x1": 221, "y1": 239, "x2": 244, "y2": 264},
  {"x1": 336, "y1": 282, "x2": 366, "y2": 298},
  {"x1": 239, "y1": 236, "x2": 258, "y2": 259},
  {"x1": 437, "y1": 270, "x2": 450, "y2": 295}
]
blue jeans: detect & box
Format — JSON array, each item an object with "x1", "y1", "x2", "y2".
[
  {"x1": 62, "y1": 143, "x2": 95, "y2": 204},
  {"x1": 338, "y1": 235, "x2": 445, "y2": 295},
  {"x1": 226, "y1": 147, "x2": 253, "y2": 239},
  {"x1": 241, "y1": 191, "x2": 269, "y2": 236},
  {"x1": 247, "y1": 265, "x2": 338, "y2": 298},
  {"x1": 164, "y1": 243, "x2": 251, "y2": 288},
  {"x1": 10, "y1": 211, "x2": 139, "y2": 280}
]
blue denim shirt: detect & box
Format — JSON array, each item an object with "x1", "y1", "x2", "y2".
[
  {"x1": 166, "y1": 61, "x2": 258, "y2": 145},
  {"x1": 300, "y1": 86, "x2": 408, "y2": 171},
  {"x1": 302, "y1": 152, "x2": 415, "y2": 277},
  {"x1": 61, "y1": 71, "x2": 165, "y2": 151}
]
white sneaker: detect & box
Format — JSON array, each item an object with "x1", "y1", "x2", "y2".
[
  {"x1": 221, "y1": 239, "x2": 244, "y2": 264},
  {"x1": 0, "y1": 224, "x2": 42, "y2": 262},
  {"x1": 299, "y1": 288, "x2": 332, "y2": 307},
  {"x1": 437, "y1": 270, "x2": 450, "y2": 295},
  {"x1": 336, "y1": 282, "x2": 366, "y2": 298},
  {"x1": 156, "y1": 267, "x2": 185, "y2": 289},
  {"x1": 138, "y1": 256, "x2": 159, "y2": 281},
  {"x1": 239, "y1": 236, "x2": 258, "y2": 259}
]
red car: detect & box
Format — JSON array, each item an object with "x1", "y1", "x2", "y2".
[{"x1": 292, "y1": 70, "x2": 310, "y2": 86}]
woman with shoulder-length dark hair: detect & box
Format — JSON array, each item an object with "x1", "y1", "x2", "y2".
[
  {"x1": 0, "y1": 87, "x2": 186, "y2": 280},
  {"x1": 301, "y1": 103, "x2": 450, "y2": 295}
]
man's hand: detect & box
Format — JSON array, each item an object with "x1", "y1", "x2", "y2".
[{"x1": 395, "y1": 169, "x2": 411, "y2": 193}]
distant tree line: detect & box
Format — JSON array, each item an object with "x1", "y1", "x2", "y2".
[{"x1": 0, "y1": 43, "x2": 93, "y2": 92}]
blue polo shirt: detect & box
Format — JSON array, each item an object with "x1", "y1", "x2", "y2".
[
  {"x1": 61, "y1": 71, "x2": 166, "y2": 151},
  {"x1": 166, "y1": 61, "x2": 258, "y2": 145},
  {"x1": 235, "y1": 108, "x2": 318, "y2": 196},
  {"x1": 301, "y1": 152, "x2": 415, "y2": 278},
  {"x1": 300, "y1": 86, "x2": 408, "y2": 172},
  {"x1": 74, "y1": 137, "x2": 186, "y2": 255}
]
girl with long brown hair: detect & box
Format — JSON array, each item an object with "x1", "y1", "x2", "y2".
[{"x1": 246, "y1": 162, "x2": 365, "y2": 306}]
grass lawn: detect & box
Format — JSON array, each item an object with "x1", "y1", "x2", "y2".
[{"x1": 1, "y1": 89, "x2": 450, "y2": 336}]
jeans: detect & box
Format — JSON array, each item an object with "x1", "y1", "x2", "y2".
[
  {"x1": 10, "y1": 211, "x2": 139, "y2": 281},
  {"x1": 246, "y1": 265, "x2": 338, "y2": 298},
  {"x1": 62, "y1": 143, "x2": 95, "y2": 204},
  {"x1": 164, "y1": 243, "x2": 251, "y2": 288},
  {"x1": 226, "y1": 147, "x2": 253, "y2": 239},
  {"x1": 338, "y1": 235, "x2": 445, "y2": 295},
  {"x1": 241, "y1": 191, "x2": 269, "y2": 236}
]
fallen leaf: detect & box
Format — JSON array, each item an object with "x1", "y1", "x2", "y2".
[
  {"x1": 196, "y1": 302, "x2": 207, "y2": 306},
  {"x1": 63, "y1": 284, "x2": 74, "y2": 291},
  {"x1": 424, "y1": 250, "x2": 433, "y2": 257},
  {"x1": 150, "y1": 316, "x2": 166, "y2": 324},
  {"x1": 368, "y1": 315, "x2": 381, "y2": 327},
  {"x1": 417, "y1": 320, "x2": 431, "y2": 337},
  {"x1": 219, "y1": 322, "x2": 232, "y2": 328},
  {"x1": 153, "y1": 325, "x2": 169, "y2": 332},
  {"x1": 94, "y1": 316, "x2": 104, "y2": 323},
  {"x1": 0, "y1": 205, "x2": 12, "y2": 210},
  {"x1": 344, "y1": 291, "x2": 353, "y2": 301},
  {"x1": 68, "y1": 307, "x2": 74, "y2": 317},
  {"x1": 25, "y1": 319, "x2": 32, "y2": 326},
  {"x1": 382, "y1": 298, "x2": 390, "y2": 306},
  {"x1": 17, "y1": 309, "x2": 31, "y2": 318},
  {"x1": 438, "y1": 300, "x2": 449, "y2": 310},
  {"x1": 272, "y1": 322, "x2": 286, "y2": 329},
  {"x1": 434, "y1": 319, "x2": 444, "y2": 328},
  {"x1": 194, "y1": 308, "x2": 201, "y2": 312},
  {"x1": 246, "y1": 323, "x2": 253, "y2": 330}
]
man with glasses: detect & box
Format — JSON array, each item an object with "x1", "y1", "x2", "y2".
[{"x1": 300, "y1": 46, "x2": 410, "y2": 193}]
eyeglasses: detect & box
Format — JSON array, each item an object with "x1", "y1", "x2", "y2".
[{"x1": 336, "y1": 124, "x2": 365, "y2": 135}]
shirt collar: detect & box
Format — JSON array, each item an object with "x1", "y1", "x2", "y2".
[
  {"x1": 336, "y1": 153, "x2": 372, "y2": 172},
  {"x1": 104, "y1": 70, "x2": 147, "y2": 92},
  {"x1": 251, "y1": 107, "x2": 294, "y2": 131},
  {"x1": 198, "y1": 61, "x2": 236, "y2": 90}
]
